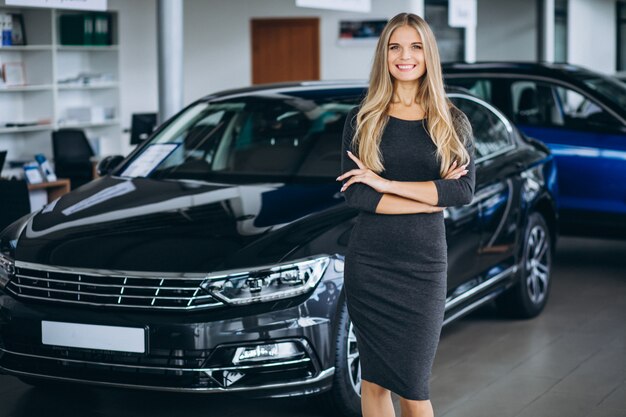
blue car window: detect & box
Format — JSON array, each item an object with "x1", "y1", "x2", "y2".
[
  {"x1": 553, "y1": 85, "x2": 622, "y2": 130},
  {"x1": 510, "y1": 81, "x2": 561, "y2": 126}
]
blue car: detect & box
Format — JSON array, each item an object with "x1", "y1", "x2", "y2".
[{"x1": 444, "y1": 62, "x2": 626, "y2": 237}]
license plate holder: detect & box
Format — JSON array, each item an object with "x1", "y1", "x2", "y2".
[{"x1": 41, "y1": 321, "x2": 147, "y2": 354}]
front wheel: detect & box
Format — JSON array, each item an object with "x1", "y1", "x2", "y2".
[
  {"x1": 496, "y1": 212, "x2": 552, "y2": 318},
  {"x1": 322, "y1": 296, "x2": 362, "y2": 417}
]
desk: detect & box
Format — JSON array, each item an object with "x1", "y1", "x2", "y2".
[{"x1": 27, "y1": 179, "x2": 71, "y2": 203}]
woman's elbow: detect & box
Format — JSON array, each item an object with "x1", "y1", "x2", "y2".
[
  {"x1": 443, "y1": 184, "x2": 474, "y2": 207},
  {"x1": 458, "y1": 183, "x2": 475, "y2": 205}
]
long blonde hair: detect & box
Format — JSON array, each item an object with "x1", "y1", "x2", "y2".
[{"x1": 354, "y1": 12, "x2": 470, "y2": 176}]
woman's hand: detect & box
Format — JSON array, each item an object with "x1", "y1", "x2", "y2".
[
  {"x1": 443, "y1": 160, "x2": 468, "y2": 180},
  {"x1": 337, "y1": 151, "x2": 392, "y2": 193}
]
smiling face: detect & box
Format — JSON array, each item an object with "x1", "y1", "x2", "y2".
[{"x1": 387, "y1": 25, "x2": 426, "y2": 83}]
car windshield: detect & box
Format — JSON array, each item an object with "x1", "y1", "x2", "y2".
[
  {"x1": 574, "y1": 72, "x2": 626, "y2": 111},
  {"x1": 117, "y1": 91, "x2": 363, "y2": 183}
]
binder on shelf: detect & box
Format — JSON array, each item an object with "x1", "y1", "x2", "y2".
[
  {"x1": 59, "y1": 12, "x2": 111, "y2": 46},
  {"x1": 93, "y1": 13, "x2": 110, "y2": 46},
  {"x1": 59, "y1": 14, "x2": 84, "y2": 45},
  {"x1": 1, "y1": 13, "x2": 12, "y2": 46},
  {"x1": 84, "y1": 14, "x2": 94, "y2": 45}
]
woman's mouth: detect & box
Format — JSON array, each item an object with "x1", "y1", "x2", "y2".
[{"x1": 396, "y1": 64, "x2": 416, "y2": 72}]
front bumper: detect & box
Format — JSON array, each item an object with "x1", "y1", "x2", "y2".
[{"x1": 0, "y1": 273, "x2": 343, "y2": 398}]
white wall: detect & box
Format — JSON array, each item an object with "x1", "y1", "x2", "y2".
[
  {"x1": 475, "y1": 0, "x2": 537, "y2": 61},
  {"x1": 182, "y1": 0, "x2": 422, "y2": 104},
  {"x1": 567, "y1": 0, "x2": 616, "y2": 74},
  {"x1": 108, "y1": 0, "x2": 157, "y2": 155}
]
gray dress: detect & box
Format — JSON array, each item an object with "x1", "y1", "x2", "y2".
[{"x1": 341, "y1": 106, "x2": 475, "y2": 400}]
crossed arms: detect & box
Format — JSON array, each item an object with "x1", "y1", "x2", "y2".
[{"x1": 338, "y1": 109, "x2": 476, "y2": 215}]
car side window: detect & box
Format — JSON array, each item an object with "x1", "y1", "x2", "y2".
[
  {"x1": 553, "y1": 85, "x2": 622, "y2": 131},
  {"x1": 446, "y1": 78, "x2": 492, "y2": 102},
  {"x1": 452, "y1": 97, "x2": 513, "y2": 160},
  {"x1": 510, "y1": 81, "x2": 561, "y2": 126},
  {"x1": 510, "y1": 80, "x2": 622, "y2": 132}
]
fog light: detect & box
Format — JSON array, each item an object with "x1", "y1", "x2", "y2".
[{"x1": 232, "y1": 341, "x2": 302, "y2": 364}]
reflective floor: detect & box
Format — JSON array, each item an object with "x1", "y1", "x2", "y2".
[{"x1": 1, "y1": 236, "x2": 624, "y2": 417}]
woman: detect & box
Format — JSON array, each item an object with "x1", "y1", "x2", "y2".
[{"x1": 336, "y1": 12, "x2": 475, "y2": 417}]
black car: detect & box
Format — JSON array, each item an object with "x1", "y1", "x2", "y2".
[
  {"x1": 0, "y1": 82, "x2": 557, "y2": 417},
  {"x1": 443, "y1": 62, "x2": 626, "y2": 237}
]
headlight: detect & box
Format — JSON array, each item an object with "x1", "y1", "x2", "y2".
[
  {"x1": 0, "y1": 253, "x2": 15, "y2": 289},
  {"x1": 200, "y1": 256, "x2": 330, "y2": 305}
]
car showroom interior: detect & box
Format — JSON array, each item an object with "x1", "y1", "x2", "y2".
[{"x1": 0, "y1": 0, "x2": 624, "y2": 416}]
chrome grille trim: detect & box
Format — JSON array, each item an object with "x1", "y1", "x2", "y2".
[
  {"x1": 9, "y1": 282, "x2": 218, "y2": 301},
  {"x1": 14, "y1": 261, "x2": 210, "y2": 279},
  {"x1": 3, "y1": 291, "x2": 222, "y2": 311},
  {"x1": 0, "y1": 366, "x2": 335, "y2": 393},
  {"x1": 15, "y1": 274, "x2": 200, "y2": 290},
  {"x1": 8, "y1": 262, "x2": 224, "y2": 310},
  {"x1": 9, "y1": 255, "x2": 330, "y2": 311},
  {"x1": 0, "y1": 347, "x2": 312, "y2": 373}
]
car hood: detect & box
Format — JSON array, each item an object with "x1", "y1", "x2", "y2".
[{"x1": 14, "y1": 176, "x2": 343, "y2": 272}]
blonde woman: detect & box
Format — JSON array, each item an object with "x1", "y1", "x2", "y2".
[{"x1": 336, "y1": 12, "x2": 475, "y2": 417}]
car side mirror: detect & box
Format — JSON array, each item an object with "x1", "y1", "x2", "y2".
[{"x1": 97, "y1": 155, "x2": 125, "y2": 177}]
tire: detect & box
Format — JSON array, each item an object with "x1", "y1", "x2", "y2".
[
  {"x1": 321, "y1": 296, "x2": 362, "y2": 417},
  {"x1": 496, "y1": 212, "x2": 552, "y2": 318}
]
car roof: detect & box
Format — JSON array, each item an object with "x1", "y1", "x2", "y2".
[
  {"x1": 442, "y1": 61, "x2": 597, "y2": 79},
  {"x1": 442, "y1": 61, "x2": 598, "y2": 84},
  {"x1": 442, "y1": 61, "x2": 626, "y2": 120},
  {"x1": 201, "y1": 80, "x2": 474, "y2": 101}
]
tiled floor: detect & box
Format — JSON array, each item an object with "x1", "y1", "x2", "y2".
[{"x1": 0, "y1": 236, "x2": 624, "y2": 417}]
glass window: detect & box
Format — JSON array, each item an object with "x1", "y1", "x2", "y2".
[
  {"x1": 451, "y1": 97, "x2": 513, "y2": 160},
  {"x1": 618, "y1": 2, "x2": 626, "y2": 71},
  {"x1": 509, "y1": 80, "x2": 621, "y2": 131},
  {"x1": 425, "y1": 0, "x2": 465, "y2": 62},
  {"x1": 118, "y1": 94, "x2": 362, "y2": 183},
  {"x1": 553, "y1": 86, "x2": 622, "y2": 130},
  {"x1": 554, "y1": 0, "x2": 568, "y2": 62},
  {"x1": 574, "y1": 72, "x2": 626, "y2": 111},
  {"x1": 510, "y1": 80, "x2": 561, "y2": 126},
  {"x1": 446, "y1": 78, "x2": 492, "y2": 102}
]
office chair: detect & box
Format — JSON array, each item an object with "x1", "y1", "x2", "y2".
[
  {"x1": 52, "y1": 129, "x2": 95, "y2": 190},
  {"x1": 0, "y1": 179, "x2": 31, "y2": 232},
  {"x1": 130, "y1": 113, "x2": 158, "y2": 145}
]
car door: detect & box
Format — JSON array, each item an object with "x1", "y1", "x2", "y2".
[
  {"x1": 450, "y1": 95, "x2": 522, "y2": 284},
  {"x1": 506, "y1": 79, "x2": 626, "y2": 218}
]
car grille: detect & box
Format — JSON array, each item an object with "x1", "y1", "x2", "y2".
[
  {"x1": 0, "y1": 338, "x2": 320, "y2": 391},
  {"x1": 7, "y1": 264, "x2": 223, "y2": 311}
]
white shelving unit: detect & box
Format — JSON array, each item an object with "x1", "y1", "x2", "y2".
[{"x1": 0, "y1": 6, "x2": 120, "y2": 162}]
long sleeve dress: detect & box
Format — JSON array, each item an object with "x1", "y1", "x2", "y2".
[{"x1": 340, "y1": 106, "x2": 475, "y2": 400}]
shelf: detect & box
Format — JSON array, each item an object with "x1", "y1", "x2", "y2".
[
  {"x1": 57, "y1": 45, "x2": 118, "y2": 52},
  {"x1": 0, "y1": 45, "x2": 54, "y2": 52},
  {"x1": 58, "y1": 119, "x2": 120, "y2": 129},
  {"x1": 0, "y1": 125, "x2": 54, "y2": 134},
  {"x1": 0, "y1": 85, "x2": 54, "y2": 92},
  {"x1": 57, "y1": 82, "x2": 119, "y2": 90},
  {"x1": 0, "y1": 9, "x2": 121, "y2": 159}
]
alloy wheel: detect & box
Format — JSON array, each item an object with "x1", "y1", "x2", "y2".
[
  {"x1": 525, "y1": 224, "x2": 550, "y2": 305},
  {"x1": 346, "y1": 321, "x2": 361, "y2": 396}
]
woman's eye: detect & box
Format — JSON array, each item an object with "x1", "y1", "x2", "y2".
[
  {"x1": 413, "y1": 45, "x2": 422, "y2": 50},
  {"x1": 389, "y1": 45, "x2": 398, "y2": 50}
]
